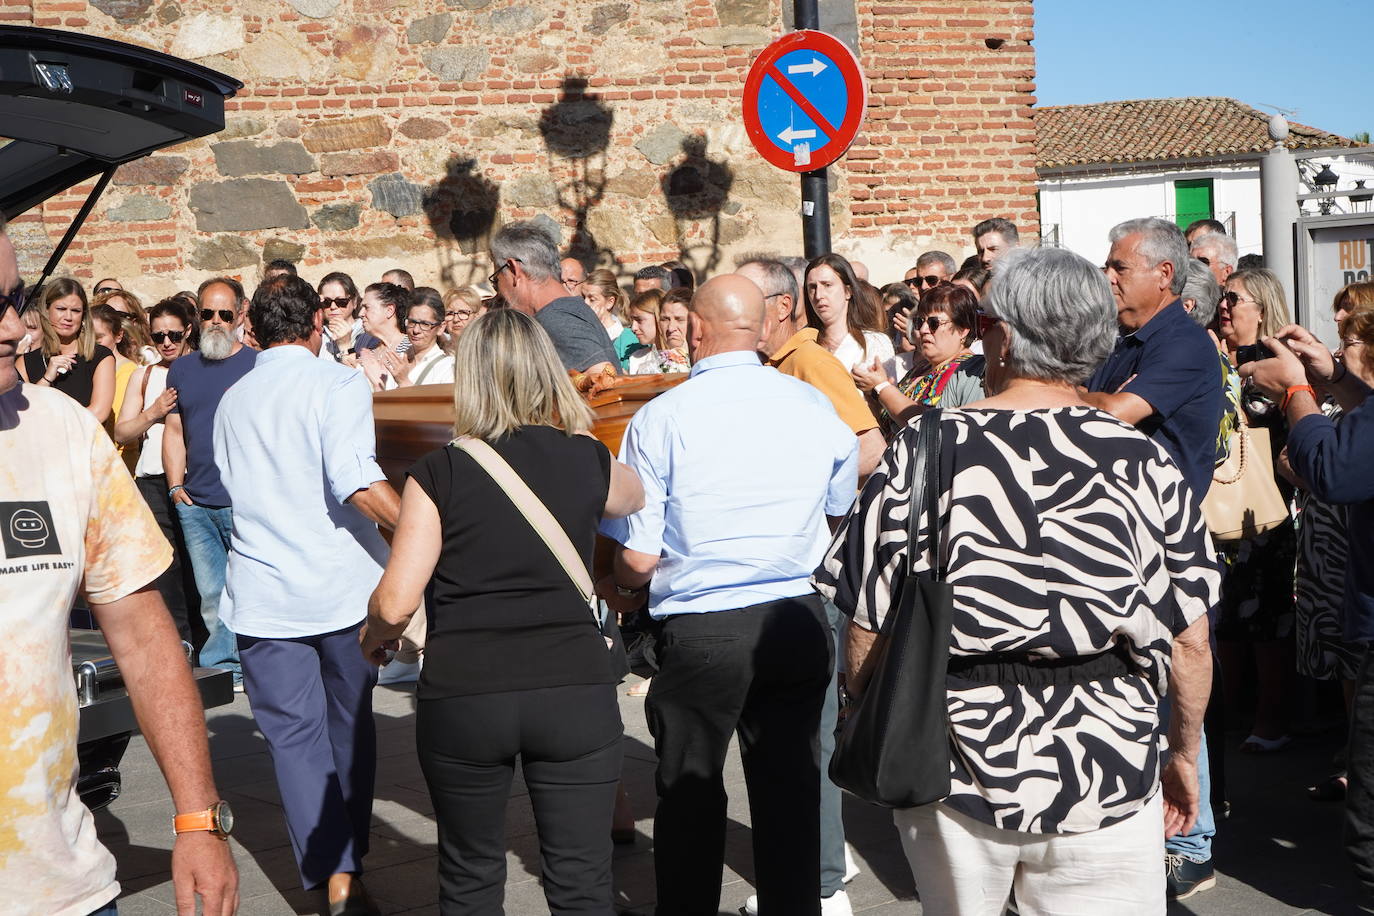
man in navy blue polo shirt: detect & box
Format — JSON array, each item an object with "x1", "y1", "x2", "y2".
[
  {"x1": 1084, "y1": 217, "x2": 1222, "y2": 504},
  {"x1": 1082, "y1": 216, "x2": 1223, "y2": 901}
]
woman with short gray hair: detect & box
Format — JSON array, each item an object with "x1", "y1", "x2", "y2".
[{"x1": 816, "y1": 246, "x2": 1219, "y2": 914}]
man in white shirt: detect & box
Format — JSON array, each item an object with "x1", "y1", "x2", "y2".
[{"x1": 213, "y1": 274, "x2": 399, "y2": 915}]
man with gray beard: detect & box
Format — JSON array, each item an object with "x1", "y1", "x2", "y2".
[{"x1": 163, "y1": 277, "x2": 258, "y2": 688}]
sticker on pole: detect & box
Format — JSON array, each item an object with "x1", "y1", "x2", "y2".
[{"x1": 742, "y1": 30, "x2": 866, "y2": 173}]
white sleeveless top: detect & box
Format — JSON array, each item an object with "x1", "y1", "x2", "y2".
[{"x1": 133, "y1": 365, "x2": 169, "y2": 478}]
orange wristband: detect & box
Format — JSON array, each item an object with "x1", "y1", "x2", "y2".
[{"x1": 1281, "y1": 385, "x2": 1316, "y2": 412}]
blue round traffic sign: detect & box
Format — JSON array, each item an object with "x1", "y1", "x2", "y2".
[{"x1": 743, "y1": 30, "x2": 867, "y2": 173}]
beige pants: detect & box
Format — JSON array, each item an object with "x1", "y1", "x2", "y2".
[{"x1": 893, "y1": 792, "x2": 1165, "y2": 916}]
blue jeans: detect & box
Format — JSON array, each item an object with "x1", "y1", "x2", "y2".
[
  {"x1": 88, "y1": 902, "x2": 117, "y2": 916},
  {"x1": 1163, "y1": 703, "x2": 1214, "y2": 863},
  {"x1": 175, "y1": 502, "x2": 240, "y2": 679}
]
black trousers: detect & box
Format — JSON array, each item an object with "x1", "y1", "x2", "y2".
[
  {"x1": 134, "y1": 473, "x2": 194, "y2": 643},
  {"x1": 417, "y1": 683, "x2": 623, "y2": 915},
  {"x1": 646, "y1": 594, "x2": 833, "y2": 916},
  {"x1": 1347, "y1": 647, "x2": 1374, "y2": 900}
]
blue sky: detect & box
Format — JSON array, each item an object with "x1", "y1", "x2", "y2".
[{"x1": 1035, "y1": 0, "x2": 1373, "y2": 138}]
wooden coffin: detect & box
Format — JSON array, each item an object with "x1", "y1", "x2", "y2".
[{"x1": 372, "y1": 373, "x2": 688, "y2": 491}]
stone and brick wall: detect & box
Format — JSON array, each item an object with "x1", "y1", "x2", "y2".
[{"x1": 6, "y1": 0, "x2": 1036, "y2": 300}]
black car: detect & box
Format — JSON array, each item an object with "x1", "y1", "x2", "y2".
[{"x1": 0, "y1": 25, "x2": 242, "y2": 810}]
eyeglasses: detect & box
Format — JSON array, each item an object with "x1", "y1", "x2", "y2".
[
  {"x1": 905, "y1": 275, "x2": 943, "y2": 288},
  {"x1": 94, "y1": 286, "x2": 120, "y2": 295},
  {"x1": 200, "y1": 308, "x2": 236, "y2": 323},
  {"x1": 0, "y1": 280, "x2": 29, "y2": 321},
  {"x1": 321, "y1": 296, "x2": 352, "y2": 309},
  {"x1": 1218, "y1": 291, "x2": 1260, "y2": 310},
  {"x1": 446, "y1": 309, "x2": 474, "y2": 321},
  {"x1": 488, "y1": 257, "x2": 522, "y2": 289},
  {"x1": 916, "y1": 315, "x2": 952, "y2": 333},
  {"x1": 151, "y1": 330, "x2": 187, "y2": 344},
  {"x1": 407, "y1": 317, "x2": 442, "y2": 330}
]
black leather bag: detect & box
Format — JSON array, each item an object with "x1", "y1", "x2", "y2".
[{"x1": 829, "y1": 409, "x2": 954, "y2": 809}]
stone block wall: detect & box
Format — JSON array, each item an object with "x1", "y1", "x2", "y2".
[{"x1": 5, "y1": 0, "x2": 1036, "y2": 298}]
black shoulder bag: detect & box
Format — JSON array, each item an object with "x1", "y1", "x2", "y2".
[{"x1": 829, "y1": 408, "x2": 954, "y2": 809}]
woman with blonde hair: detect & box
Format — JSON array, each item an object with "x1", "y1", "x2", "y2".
[
  {"x1": 1216, "y1": 266, "x2": 1298, "y2": 753},
  {"x1": 19, "y1": 278, "x2": 115, "y2": 421},
  {"x1": 363, "y1": 309, "x2": 643, "y2": 915},
  {"x1": 442, "y1": 287, "x2": 484, "y2": 349},
  {"x1": 582, "y1": 268, "x2": 639, "y2": 369},
  {"x1": 625, "y1": 288, "x2": 689, "y2": 375}
]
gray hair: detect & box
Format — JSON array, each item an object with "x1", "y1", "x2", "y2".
[
  {"x1": 973, "y1": 217, "x2": 1019, "y2": 244},
  {"x1": 915, "y1": 250, "x2": 958, "y2": 274},
  {"x1": 490, "y1": 221, "x2": 561, "y2": 282},
  {"x1": 1189, "y1": 230, "x2": 1238, "y2": 269},
  {"x1": 984, "y1": 247, "x2": 1117, "y2": 385},
  {"x1": 1108, "y1": 217, "x2": 1191, "y2": 296},
  {"x1": 735, "y1": 256, "x2": 798, "y2": 305},
  {"x1": 1181, "y1": 258, "x2": 1221, "y2": 328}
]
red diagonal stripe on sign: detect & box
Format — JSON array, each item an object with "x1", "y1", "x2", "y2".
[{"x1": 765, "y1": 65, "x2": 837, "y2": 140}]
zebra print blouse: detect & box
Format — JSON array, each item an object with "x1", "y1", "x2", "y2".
[{"x1": 815, "y1": 407, "x2": 1220, "y2": 834}]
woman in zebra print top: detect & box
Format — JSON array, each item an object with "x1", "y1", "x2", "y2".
[{"x1": 816, "y1": 247, "x2": 1220, "y2": 914}]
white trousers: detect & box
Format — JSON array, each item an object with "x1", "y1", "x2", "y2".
[{"x1": 893, "y1": 792, "x2": 1165, "y2": 916}]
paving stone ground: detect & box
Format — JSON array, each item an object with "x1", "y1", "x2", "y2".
[{"x1": 99, "y1": 675, "x2": 1367, "y2": 915}]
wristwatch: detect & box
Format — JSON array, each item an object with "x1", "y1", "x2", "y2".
[
  {"x1": 173, "y1": 800, "x2": 234, "y2": 840},
  {"x1": 614, "y1": 582, "x2": 645, "y2": 597}
]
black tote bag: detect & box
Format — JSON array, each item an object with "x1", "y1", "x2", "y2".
[{"x1": 829, "y1": 409, "x2": 954, "y2": 809}]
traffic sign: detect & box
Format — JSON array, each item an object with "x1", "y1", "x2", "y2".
[{"x1": 742, "y1": 30, "x2": 867, "y2": 173}]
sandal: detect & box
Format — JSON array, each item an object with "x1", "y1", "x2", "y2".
[
  {"x1": 1239, "y1": 733, "x2": 1291, "y2": 754},
  {"x1": 1309, "y1": 773, "x2": 1348, "y2": 801}
]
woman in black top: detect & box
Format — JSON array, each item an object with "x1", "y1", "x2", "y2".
[
  {"x1": 364, "y1": 309, "x2": 643, "y2": 915},
  {"x1": 19, "y1": 278, "x2": 115, "y2": 421}
]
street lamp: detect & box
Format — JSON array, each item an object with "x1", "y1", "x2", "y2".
[
  {"x1": 1352, "y1": 179, "x2": 1374, "y2": 213},
  {"x1": 1314, "y1": 163, "x2": 1340, "y2": 215}
]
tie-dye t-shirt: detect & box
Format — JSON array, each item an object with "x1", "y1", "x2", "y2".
[{"x1": 0, "y1": 383, "x2": 171, "y2": 915}]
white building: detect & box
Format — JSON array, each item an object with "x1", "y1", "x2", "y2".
[{"x1": 1034, "y1": 97, "x2": 1373, "y2": 265}]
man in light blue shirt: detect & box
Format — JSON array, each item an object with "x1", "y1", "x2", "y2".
[
  {"x1": 601, "y1": 275, "x2": 858, "y2": 916},
  {"x1": 213, "y1": 275, "x2": 399, "y2": 915}
]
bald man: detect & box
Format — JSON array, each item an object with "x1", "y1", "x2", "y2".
[
  {"x1": 559, "y1": 257, "x2": 586, "y2": 295},
  {"x1": 600, "y1": 275, "x2": 859, "y2": 916}
]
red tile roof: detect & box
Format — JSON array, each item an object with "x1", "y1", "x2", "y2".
[{"x1": 1035, "y1": 97, "x2": 1362, "y2": 171}]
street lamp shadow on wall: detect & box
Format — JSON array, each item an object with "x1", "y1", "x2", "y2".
[{"x1": 538, "y1": 76, "x2": 614, "y2": 268}]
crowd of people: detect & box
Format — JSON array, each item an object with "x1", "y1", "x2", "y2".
[{"x1": 5, "y1": 206, "x2": 1374, "y2": 916}]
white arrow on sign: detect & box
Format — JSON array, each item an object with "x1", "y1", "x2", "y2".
[
  {"x1": 786, "y1": 58, "x2": 828, "y2": 77},
  {"x1": 777, "y1": 125, "x2": 817, "y2": 145}
]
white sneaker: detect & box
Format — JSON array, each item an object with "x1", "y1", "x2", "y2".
[{"x1": 740, "y1": 890, "x2": 852, "y2": 916}]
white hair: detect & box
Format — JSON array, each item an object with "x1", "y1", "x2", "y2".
[
  {"x1": 985, "y1": 247, "x2": 1118, "y2": 384},
  {"x1": 1190, "y1": 230, "x2": 1238, "y2": 269},
  {"x1": 1109, "y1": 217, "x2": 1191, "y2": 296}
]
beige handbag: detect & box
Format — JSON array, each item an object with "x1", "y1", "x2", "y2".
[{"x1": 1202, "y1": 421, "x2": 1290, "y2": 541}]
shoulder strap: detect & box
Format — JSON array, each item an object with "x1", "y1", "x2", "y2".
[
  {"x1": 139, "y1": 365, "x2": 152, "y2": 405},
  {"x1": 451, "y1": 436, "x2": 595, "y2": 603},
  {"x1": 905, "y1": 408, "x2": 944, "y2": 581}
]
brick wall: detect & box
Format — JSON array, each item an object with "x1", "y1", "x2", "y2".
[{"x1": 14, "y1": 0, "x2": 1036, "y2": 299}]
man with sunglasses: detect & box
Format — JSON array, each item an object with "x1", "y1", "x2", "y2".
[
  {"x1": 163, "y1": 277, "x2": 258, "y2": 690},
  {"x1": 1190, "y1": 231, "x2": 1239, "y2": 288},
  {"x1": 902, "y1": 250, "x2": 956, "y2": 295},
  {"x1": 489, "y1": 222, "x2": 618, "y2": 373},
  {"x1": 0, "y1": 223, "x2": 239, "y2": 914}
]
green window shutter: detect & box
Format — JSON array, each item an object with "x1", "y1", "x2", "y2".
[{"x1": 1174, "y1": 178, "x2": 1214, "y2": 229}]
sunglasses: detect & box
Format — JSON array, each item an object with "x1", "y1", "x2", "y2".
[
  {"x1": 1195, "y1": 256, "x2": 1210, "y2": 266},
  {"x1": 1218, "y1": 291, "x2": 1260, "y2": 310},
  {"x1": 151, "y1": 330, "x2": 186, "y2": 344},
  {"x1": 0, "y1": 280, "x2": 28, "y2": 321},
  {"x1": 407, "y1": 317, "x2": 442, "y2": 330},
  {"x1": 916, "y1": 315, "x2": 952, "y2": 333},
  {"x1": 94, "y1": 286, "x2": 120, "y2": 295},
  {"x1": 905, "y1": 275, "x2": 943, "y2": 288},
  {"x1": 321, "y1": 296, "x2": 352, "y2": 309},
  {"x1": 200, "y1": 308, "x2": 236, "y2": 323}
]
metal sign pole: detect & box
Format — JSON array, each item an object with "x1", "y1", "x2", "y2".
[{"x1": 794, "y1": 0, "x2": 831, "y2": 259}]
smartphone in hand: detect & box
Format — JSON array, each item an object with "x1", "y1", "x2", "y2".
[{"x1": 1236, "y1": 342, "x2": 1275, "y2": 366}]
